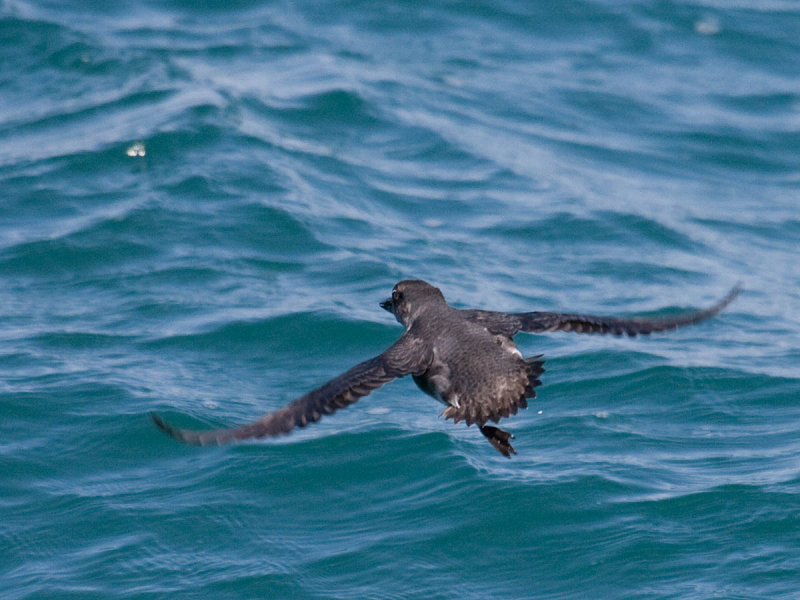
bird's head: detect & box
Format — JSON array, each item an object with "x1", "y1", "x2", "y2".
[{"x1": 380, "y1": 280, "x2": 446, "y2": 328}]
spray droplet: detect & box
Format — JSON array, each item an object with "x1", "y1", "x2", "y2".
[
  {"x1": 126, "y1": 142, "x2": 146, "y2": 157},
  {"x1": 694, "y1": 16, "x2": 720, "y2": 35}
]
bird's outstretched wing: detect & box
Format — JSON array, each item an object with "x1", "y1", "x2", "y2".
[
  {"x1": 152, "y1": 333, "x2": 431, "y2": 446},
  {"x1": 462, "y1": 284, "x2": 741, "y2": 338}
]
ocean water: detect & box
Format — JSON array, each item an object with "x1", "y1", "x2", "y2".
[{"x1": 1, "y1": 0, "x2": 799, "y2": 598}]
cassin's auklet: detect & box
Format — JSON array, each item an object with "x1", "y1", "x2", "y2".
[{"x1": 152, "y1": 280, "x2": 740, "y2": 457}]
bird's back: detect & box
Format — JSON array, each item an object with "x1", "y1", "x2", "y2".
[{"x1": 413, "y1": 309, "x2": 540, "y2": 426}]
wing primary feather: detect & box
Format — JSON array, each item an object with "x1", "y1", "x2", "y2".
[
  {"x1": 522, "y1": 282, "x2": 741, "y2": 336},
  {"x1": 463, "y1": 283, "x2": 740, "y2": 338},
  {"x1": 153, "y1": 334, "x2": 430, "y2": 446}
]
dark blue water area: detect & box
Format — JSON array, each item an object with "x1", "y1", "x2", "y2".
[{"x1": 1, "y1": 1, "x2": 799, "y2": 598}]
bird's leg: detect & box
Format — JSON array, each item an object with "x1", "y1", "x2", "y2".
[{"x1": 480, "y1": 425, "x2": 516, "y2": 458}]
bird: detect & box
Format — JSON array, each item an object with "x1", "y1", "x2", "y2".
[{"x1": 152, "y1": 280, "x2": 740, "y2": 457}]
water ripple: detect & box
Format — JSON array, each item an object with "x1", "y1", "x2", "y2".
[{"x1": 2, "y1": 1, "x2": 799, "y2": 598}]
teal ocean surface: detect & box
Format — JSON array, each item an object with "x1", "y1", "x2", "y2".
[{"x1": 2, "y1": 1, "x2": 799, "y2": 598}]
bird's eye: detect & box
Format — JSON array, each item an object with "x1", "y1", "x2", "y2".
[{"x1": 392, "y1": 290, "x2": 402, "y2": 302}]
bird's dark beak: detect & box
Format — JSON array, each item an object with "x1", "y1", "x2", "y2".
[{"x1": 380, "y1": 298, "x2": 393, "y2": 312}]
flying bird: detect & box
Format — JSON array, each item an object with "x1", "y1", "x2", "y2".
[{"x1": 152, "y1": 280, "x2": 740, "y2": 457}]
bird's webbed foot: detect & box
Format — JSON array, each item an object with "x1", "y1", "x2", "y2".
[{"x1": 480, "y1": 425, "x2": 516, "y2": 458}]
